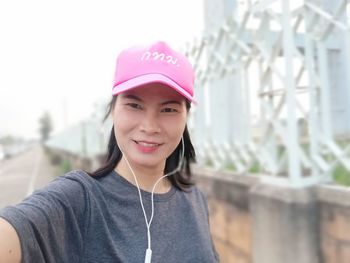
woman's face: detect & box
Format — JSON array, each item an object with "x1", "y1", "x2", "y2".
[{"x1": 112, "y1": 83, "x2": 188, "y2": 171}]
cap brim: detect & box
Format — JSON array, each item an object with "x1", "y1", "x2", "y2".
[{"x1": 112, "y1": 73, "x2": 196, "y2": 103}]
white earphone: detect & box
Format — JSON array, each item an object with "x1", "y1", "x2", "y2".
[{"x1": 118, "y1": 138, "x2": 185, "y2": 263}]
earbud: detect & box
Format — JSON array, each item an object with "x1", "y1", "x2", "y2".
[{"x1": 145, "y1": 248, "x2": 152, "y2": 263}]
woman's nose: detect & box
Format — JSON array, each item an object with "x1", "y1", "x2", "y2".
[{"x1": 139, "y1": 112, "x2": 161, "y2": 134}]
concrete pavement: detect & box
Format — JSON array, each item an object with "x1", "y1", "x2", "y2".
[{"x1": 0, "y1": 145, "x2": 57, "y2": 209}]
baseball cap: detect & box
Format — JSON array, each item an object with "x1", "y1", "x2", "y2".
[{"x1": 112, "y1": 41, "x2": 195, "y2": 102}]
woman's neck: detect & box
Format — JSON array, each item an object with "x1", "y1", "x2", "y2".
[{"x1": 115, "y1": 157, "x2": 171, "y2": 194}]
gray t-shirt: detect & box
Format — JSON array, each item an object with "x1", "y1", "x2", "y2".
[{"x1": 0, "y1": 170, "x2": 219, "y2": 262}]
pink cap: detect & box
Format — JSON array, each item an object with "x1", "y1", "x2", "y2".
[{"x1": 112, "y1": 41, "x2": 195, "y2": 102}]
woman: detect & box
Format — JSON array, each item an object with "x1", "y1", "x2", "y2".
[{"x1": 0, "y1": 41, "x2": 219, "y2": 262}]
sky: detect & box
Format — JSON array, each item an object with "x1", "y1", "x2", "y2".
[{"x1": 0, "y1": 0, "x2": 204, "y2": 139}]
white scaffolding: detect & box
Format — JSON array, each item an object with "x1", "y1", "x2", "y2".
[{"x1": 184, "y1": 0, "x2": 350, "y2": 187}]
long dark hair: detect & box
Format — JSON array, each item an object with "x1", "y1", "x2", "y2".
[{"x1": 88, "y1": 96, "x2": 196, "y2": 191}]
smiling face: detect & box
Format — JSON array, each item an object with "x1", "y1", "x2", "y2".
[{"x1": 112, "y1": 83, "x2": 188, "y2": 173}]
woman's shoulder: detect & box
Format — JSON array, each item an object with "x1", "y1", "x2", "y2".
[
  {"x1": 181, "y1": 184, "x2": 208, "y2": 204},
  {"x1": 34, "y1": 170, "x2": 98, "y2": 198},
  {"x1": 61, "y1": 169, "x2": 94, "y2": 184},
  {"x1": 187, "y1": 183, "x2": 206, "y2": 195},
  {"x1": 58, "y1": 169, "x2": 109, "y2": 186},
  {"x1": 53, "y1": 169, "x2": 117, "y2": 197}
]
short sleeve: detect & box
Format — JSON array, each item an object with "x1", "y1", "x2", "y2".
[{"x1": 0, "y1": 171, "x2": 90, "y2": 263}]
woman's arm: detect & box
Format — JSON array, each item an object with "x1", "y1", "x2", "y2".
[{"x1": 0, "y1": 217, "x2": 21, "y2": 263}]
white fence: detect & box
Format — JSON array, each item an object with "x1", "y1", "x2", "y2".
[{"x1": 184, "y1": 0, "x2": 350, "y2": 187}]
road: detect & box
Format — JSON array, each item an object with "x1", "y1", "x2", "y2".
[{"x1": 0, "y1": 145, "x2": 57, "y2": 209}]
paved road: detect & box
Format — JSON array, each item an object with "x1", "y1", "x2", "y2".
[{"x1": 0, "y1": 145, "x2": 57, "y2": 209}]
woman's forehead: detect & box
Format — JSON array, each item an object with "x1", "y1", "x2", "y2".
[{"x1": 120, "y1": 83, "x2": 186, "y2": 102}]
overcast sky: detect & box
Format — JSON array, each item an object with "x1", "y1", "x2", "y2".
[{"x1": 0, "y1": 0, "x2": 204, "y2": 139}]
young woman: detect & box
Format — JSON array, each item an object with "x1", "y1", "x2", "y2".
[{"x1": 0, "y1": 41, "x2": 219, "y2": 262}]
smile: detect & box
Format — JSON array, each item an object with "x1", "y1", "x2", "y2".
[
  {"x1": 135, "y1": 141, "x2": 161, "y2": 147},
  {"x1": 133, "y1": 140, "x2": 163, "y2": 153}
]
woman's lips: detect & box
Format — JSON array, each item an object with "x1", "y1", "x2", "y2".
[{"x1": 133, "y1": 140, "x2": 162, "y2": 153}]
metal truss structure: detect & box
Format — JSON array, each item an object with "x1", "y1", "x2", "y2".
[{"x1": 184, "y1": 0, "x2": 350, "y2": 187}]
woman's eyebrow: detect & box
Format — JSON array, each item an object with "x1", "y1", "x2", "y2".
[
  {"x1": 160, "y1": 100, "x2": 182, "y2": 106},
  {"x1": 123, "y1": 94, "x2": 142, "y2": 101}
]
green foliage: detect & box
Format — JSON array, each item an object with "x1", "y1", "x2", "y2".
[
  {"x1": 333, "y1": 164, "x2": 350, "y2": 186},
  {"x1": 202, "y1": 140, "x2": 350, "y2": 186},
  {"x1": 57, "y1": 158, "x2": 72, "y2": 176},
  {"x1": 248, "y1": 162, "x2": 260, "y2": 173},
  {"x1": 0, "y1": 135, "x2": 24, "y2": 144},
  {"x1": 225, "y1": 163, "x2": 236, "y2": 171},
  {"x1": 205, "y1": 158, "x2": 214, "y2": 167}
]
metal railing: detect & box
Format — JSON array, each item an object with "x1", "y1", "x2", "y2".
[{"x1": 184, "y1": 0, "x2": 350, "y2": 187}]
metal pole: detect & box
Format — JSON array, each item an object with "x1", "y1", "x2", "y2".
[{"x1": 281, "y1": 0, "x2": 301, "y2": 185}]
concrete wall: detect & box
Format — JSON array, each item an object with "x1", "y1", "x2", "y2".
[
  {"x1": 318, "y1": 186, "x2": 350, "y2": 263},
  {"x1": 195, "y1": 169, "x2": 256, "y2": 263},
  {"x1": 195, "y1": 168, "x2": 350, "y2": 263}
]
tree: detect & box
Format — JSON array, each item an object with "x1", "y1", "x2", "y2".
[{"x1": 38, "y1": 111, "x2": 53, "y2": 142}]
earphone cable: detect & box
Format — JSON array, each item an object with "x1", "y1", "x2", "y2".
[{"x1": 122, "y1": 138, "x2": 185, "y2": 255}]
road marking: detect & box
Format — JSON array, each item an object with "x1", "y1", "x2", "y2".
[{"x1": 26, "y1": 148, "x2": 43, "y2": 197}]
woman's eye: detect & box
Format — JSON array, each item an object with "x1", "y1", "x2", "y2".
[
  {"x1": 161, "y1": 108, "x2": 178, "y2": 113},
  {"x1": 126, "y1": 103, "x2": 142, "y2": 109}
]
